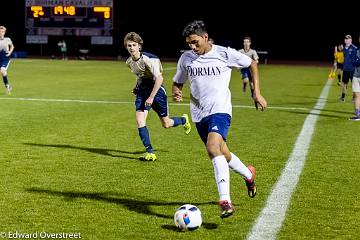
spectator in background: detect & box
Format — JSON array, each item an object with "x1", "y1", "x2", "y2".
[
  {"x1": 349, "y1": 35, "x2": 360, "y2": 121},
  {"x1": 239, "y1": 37, "x2": 259, "y2": 97},
  {"x1": 0, "y1": 25, "x2": 14, "y2": 95},
  {"x1": 339, "y1": 34, "x2": 357, "y2": 102},
  {"x1": 58, "y1": 40, "x2": 67, "y2": 60}
]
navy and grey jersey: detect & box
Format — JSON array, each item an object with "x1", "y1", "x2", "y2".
[
  {"x1": 0, "y1": 37, "x2": 12, "y2": 61},
  {"x1": 126, "y1": 52, "x2": 163, "y2": 89}
]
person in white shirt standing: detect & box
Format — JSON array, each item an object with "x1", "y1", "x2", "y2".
[
  {"x1": 172, "y1": 20, "x2": 267, "y2": 218},
  {"x1": 0, "y1": 26, "x2": 14, "y2": 94}
]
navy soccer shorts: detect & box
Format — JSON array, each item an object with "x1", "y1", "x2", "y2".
[
  {"x1": 195, "y1": 113, "x2": 231, "y2": 144},
  {"x1": 342, "y1": 70, "x2": 354, "y2": 84},
  {"x1": 0, "y1": 58, "x2": 10, "y2": 69},
  {"x1": 135, "y1": 86, "x2": 168, "y2": 117},
  {"x1": 241, "y1": 67, "x2": 252, "y2": 80}
]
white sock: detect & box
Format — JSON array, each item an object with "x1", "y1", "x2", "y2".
[
  {"x1": 228, "y1": 152, "x2": 252, "y2": 180},
  {"x1": 212, "y1": 155, "x2": 230, "y2": 202}
]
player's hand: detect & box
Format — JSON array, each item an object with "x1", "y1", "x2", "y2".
[
  {"x1": 145, "y1": 97, "x2": 154, "y2": 106},
  {"x1": 172, "y1": 90, "x2": 183, "y2": 102},
  {"x1": 132, "y1": 86, "x2": 139, "y2": 96},
  {"x1": 253, "y1": 94, "x2": 267, "y2": 111},
  {"x1": 5, "y1": 53, "x2": 11, "y2": 57}
]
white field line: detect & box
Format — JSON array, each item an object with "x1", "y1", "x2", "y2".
[
  {"x1": 247, "y1": 79, "x2": 332, "y2": 240},
  {"x1": 163, "y1": 67, "x2": 177, "y2": 71},
  {"x1": 0, "y1": 97, "x2": 308, "y2": 111}
]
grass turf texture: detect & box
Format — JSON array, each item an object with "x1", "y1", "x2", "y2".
[{"x1": 0, "y1": 59, "x2": 359, "y2": 239}]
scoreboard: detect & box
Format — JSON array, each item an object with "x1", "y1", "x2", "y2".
[{"x1": 25, "y1": 0, "x2": 113, "y2": 45}]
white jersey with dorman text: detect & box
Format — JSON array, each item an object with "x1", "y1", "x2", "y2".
[{"x1": 173, "y1": 44, "x2": 252, "y2": 122}]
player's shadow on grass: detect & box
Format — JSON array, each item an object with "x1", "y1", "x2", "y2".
[
  {"x1": 26, "y1": 187, "x2": 218, "y2": 230},
  {"x1": 24, "y1": 143, "x2": 168, "y2": 160},
  {"x1": 161, "y1": 222, "x2": 218, "y2": 232}
]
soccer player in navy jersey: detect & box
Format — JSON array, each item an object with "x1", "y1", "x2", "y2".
[
  {"x1": 172, "y1": 20, "x2": 267, "y2": 218},
  {"x1": 123, "y1": 32, "x2": 191, "y2": 161},
  {"x1": 0, "y1": 26, "x2": 14, "y2": 95}
]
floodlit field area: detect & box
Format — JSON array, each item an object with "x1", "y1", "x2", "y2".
[{"x1": 0, "y1": 59, "x2": 359, "y2": 239}]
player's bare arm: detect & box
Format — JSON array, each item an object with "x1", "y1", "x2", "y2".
[
  {"x1": 250, "y1": 60, "x2": 267, "y2": 110},
  {"x1": 146, "y1": 74, "x2": 163, "y2": 106},
  {"x1": 6, "y1": 43, "x2": 14, "y2": 57},
  {"x1": 172, "y1": 82, "x2": 183, "y2": 102},
  {"x1": 132, "y1": 80, "x2": 140, "y2": 95}
]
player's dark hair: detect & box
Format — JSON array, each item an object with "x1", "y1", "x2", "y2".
[{"x1": 182, "y1": 20, "x2": 207, "y2": 37}]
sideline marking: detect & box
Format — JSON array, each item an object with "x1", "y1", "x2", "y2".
[
  {"x1": 247, "y1": 79, "x2": 332, "y2": 240},
  {"x1": 0, "y1": 97, "x2": 308, "y2": 111},
  {"x1": 163, "y1": 67, "x2": 177, "y2": 71}
]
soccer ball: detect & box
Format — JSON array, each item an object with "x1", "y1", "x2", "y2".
[{"x1": 174, "y1": 204, "x2": 202, "y2": 231}]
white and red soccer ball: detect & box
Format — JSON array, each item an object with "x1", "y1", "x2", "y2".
[{"x1": 174, "y1": 204, "x2": 202, "y2": 231}]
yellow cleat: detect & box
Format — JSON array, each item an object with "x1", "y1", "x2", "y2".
[
  {"x1": 139, "y1": 152, "x2": 157, "y2": 161},
  {"x1": 182, "y1": 114, "x2": 191, "y2": 135}
]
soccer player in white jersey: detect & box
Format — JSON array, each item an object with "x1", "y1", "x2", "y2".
[
  {"x1": 0, "y1": 26, "x2": 14, "y2": 94},
  {"x1": 123, "y1": 32, "x2": 191, "y2": 161},
  {"x1": 239, "y1": 36, "x2": 259, "y2": 95},
  {"x1": 172, "y1": 20, "x2": 267, "y2": 218}
]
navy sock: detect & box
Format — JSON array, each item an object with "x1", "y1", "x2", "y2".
[
  {"x1": 3, "y1": 76, "x2": 8, "y2": 85},
  {"x1": 355, "y1": 109, "x2": 360, "y2": 116},
  {"x1": 171, "y1": 117, "x2": 185, "y2": 127},
  {"x1": 341, "y1": 93, "x2": 345, "y2": 98},
  {"x1": 138, "y1": 126, "x2": 153, "y2": 153}
]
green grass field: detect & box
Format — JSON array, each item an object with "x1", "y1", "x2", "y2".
[{"x1": 0, "y1": 59, "x2": 359, "y2": 239}]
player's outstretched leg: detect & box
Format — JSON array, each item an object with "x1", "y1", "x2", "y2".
[
  {"x1": 228, "y1": 153, "x2": 257, "y2": 198},
  {"x1": 169, "y1": 114, "x2": 191, "y2": 134},
  {"x1": 245, "y1": 165, "x2": 257, "y2": 198},
  {"x1": 137, "y1": 126, "x2": 157, "y2": 161}
]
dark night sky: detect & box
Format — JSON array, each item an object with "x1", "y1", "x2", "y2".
[{"x1": 1, "y1": 1, "x2": 359, "y2": 61}]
